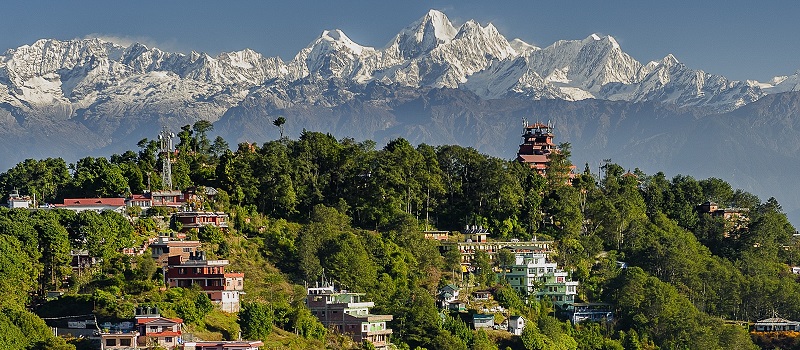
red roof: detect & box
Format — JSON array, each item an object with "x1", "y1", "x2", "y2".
[
  {"x1": 517, "y1": 154, "x2": 549, "y2": 163},
  {"x1": 62, "y1": 198, "x2": 126, "y2": 206},
  {"x1": 136, "y1": 317, "x2": 183, "y2": 325}
]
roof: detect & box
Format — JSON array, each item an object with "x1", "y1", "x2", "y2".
[
  {"x1": 473, "y1": 314, "x2": 494, "y2": 320},
  {"x1": 517, "y1": 154, "x2": 549, "y2": 164},
  {"x1": 440, "y1": 284, "x2": 458, "y2": 292},
  {"x1": 62, "y1": 198, "x2": 126, "y2": 206},
  {"x1": 136, "y1": 317, "x2": 183, "y2": 325},
  {"x1": 204, "y1": 187, "x2": 219, "y2": 196},
  {"x1": 151, "y1": 190, "x2": 183, "y2": 196},
  {"x1": 150, "y1": 240, "x2": 201, "y2": 247},
  {"x1": 756, "y1": 317, "x2": 798, "y2": 325},
  {"x1": 525, "y1": 123, "x2": 552, "y2": 130}
]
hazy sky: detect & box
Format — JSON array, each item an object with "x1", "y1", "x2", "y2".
[{"x1": 3, "y1": 1, "x2": 797, "y2": 82}]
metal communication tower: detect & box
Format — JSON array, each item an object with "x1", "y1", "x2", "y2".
[{"x1": 159, "y1": 127, "x2": 175, "y2": 190}]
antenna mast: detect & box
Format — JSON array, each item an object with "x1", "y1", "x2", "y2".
[{"x1": 159, "y1": 127, "x2": 175, "y2": 190}]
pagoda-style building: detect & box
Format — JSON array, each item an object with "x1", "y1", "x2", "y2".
[{"x1": 516, "y1": 121, "x2": 558, "y2": 175}]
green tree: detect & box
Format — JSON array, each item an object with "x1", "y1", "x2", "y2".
[
  {"x1": 239, "y1": 301, "x2": 274, "y2": 340},
  {"x1": 273, "y1": 116, "x2": 286, "y2": 138},
  {"x1": 68, "y1": 156, "x2": 128, "y2": 197},
  {"x1": 0, "y1": 158, "x2": 70, "y2": 204},
  {"x1": 0, "y1": 235, "x2": 38, "y2": 309},
  {"x1": 291, "y1": 306, "x2": 326, "y2": 340},
  {"x1": 472, "y1": 329, "x2": 498, "y2": 350},
  {"x1": 36, "y1": 220, "x2": 71, "y2": 291},
  {"x1": 474, "y1": 250, "x2": 494, "y2": 287}
]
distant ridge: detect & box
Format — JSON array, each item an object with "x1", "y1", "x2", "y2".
[{"x1": 1, "y1": 10, "x2": 800, "y2": 223}]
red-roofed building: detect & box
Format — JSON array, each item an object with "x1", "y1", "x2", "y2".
[
  {"x1": 174, "y1": 210, "x2": 229, "y2": 232},
  {"x1": 135, "y1": 315, "x2": 182, "y2": 348},
  {"x1": 165, "y1": 252, "x2": 244, "y2": 312},
  {"x1": 57, "y1": 198, "x2": 127, "y2": 213}
]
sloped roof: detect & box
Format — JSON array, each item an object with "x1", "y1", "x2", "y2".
[
  {"x1": 756, "y1": 317, "x2": 798, "y2": 325},
  {"x1": 62, "y1": 198, "x2": 126, "y2": 206}
]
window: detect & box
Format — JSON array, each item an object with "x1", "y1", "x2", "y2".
[
  {"x1": 120, "y1": 339, "x2": 131, "y2": 346},
  {"x1": 105, "y1": 339, "x2": 117, "y2": 346},
  {"x1": 165, "y1": 337, "x2": 173, "y2": 343}
]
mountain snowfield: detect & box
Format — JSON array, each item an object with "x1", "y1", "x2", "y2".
[
  {"x1": 2, "y1": 9, "x2": 800, "y2": 222},
  {"x1": 1, "y1": 9, "x2": 796, "y2": 122}
]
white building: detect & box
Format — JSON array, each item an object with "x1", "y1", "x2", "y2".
[
  {"x1": 499, "y1": 252, "x2": 578, "y2": 306},
  {"x1": 7, "y1": 190, "x2": 33, "y2": 208},
  {"x1": 508, "y1": 315, "x2": 525, "y2": 335}
]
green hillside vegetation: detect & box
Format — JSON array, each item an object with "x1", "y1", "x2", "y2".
[{"x1": 0, "y1": 121, "x2": 796, "y2": 349}]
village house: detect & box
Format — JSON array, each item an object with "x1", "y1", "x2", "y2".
[
  {"x1": 499, "y1": 252, "x2": 578, "y2": 307},
  {"x1": 437, "y1": 284, "x2": 460, "y2": 309},
  {"x1": 472, "y1": 314, "x2": 495, "y2": 330},
  {"x1": 100, "y1": 331, "x2": 139, "y2": 350},
  {"x1": 134, "y1": 307, "x2": 182, "y2": 348},
  {"x1": 127, "y1": 186, "x2": 221, "y2": 211},
  {"x1": 57, "y1": 197, "x2": 126, "y2": 213},
  {"x1": 508, "y1": 315, "x2": 525, "y2": 335},
  {"x1": 753, "y1": 317, "x2": 800, "y2": 332},
  {"x1": 423, "y1": 230, "x2": 450, "y2": 241},
  {"x1": 174, "y1": 209, "x2": 229, "y2": 232},
  {"x1": 165, "y1": 252, "x2": 244, "y2": 312},
  {"x1": 697, "y1": 201, "x2": 749, "y2": 232},
  {"x1": 70, "y1": 249, "x2": 99, "y2": 274},
  {"x1": 306, "y1": 282, "x2": 393, "y2": 349},
  {"x1": 567, "y1": 303, "x2": 615, "y2": 324},
  {"x1": 149, "y1": 236, "x2": 202, "y2": 267},
  {"x1": 472, "y1": 290, "x2": 492, "y2": 301},
  {"x1": 6, "y1": 189, "x2": 34, "y2": 208},
  {"x1": 439, "y1": 227, "x2": 553, "y2": 267}
]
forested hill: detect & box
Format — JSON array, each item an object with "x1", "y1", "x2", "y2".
[{"x1": 0, "y1": 123, "x2": 796, "y2": 349}]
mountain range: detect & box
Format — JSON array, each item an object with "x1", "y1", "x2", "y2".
[{"x1": 2, "y1": 9, "x2": 800, "y2": 222}]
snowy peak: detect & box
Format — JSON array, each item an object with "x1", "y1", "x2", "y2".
[
  {"x1": 418, "y1": 9, "x2": 458, "y2": 43},
  {"x1": 661, "y1": 54, "x2": 680, "y2": 66},
  {"x1": 319, "y1": 29, "x2": 369, "y2": 55},
  {"x1": 760, "y1": 70, "x2": 800, "y2": 94},
  {"x1": 288, "y1": 29, "x2": 377, "y2": 81},
  {"x1": 388, "y1": 9, "x2": 458, "y2": 59},
  {"x1": 0, "y1": 9, "x2": 791, "y2": 120},
  {"x1": 509, "y1": 39, "x2": 539, "y2": 54}
]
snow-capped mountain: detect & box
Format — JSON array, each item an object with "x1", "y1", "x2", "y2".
[
  {"x1": 0, "y1": 8, "x2": 787, "y2": 129},
  {"x1": 3, "y1": 9, "x2": 800, "y2": 221}
]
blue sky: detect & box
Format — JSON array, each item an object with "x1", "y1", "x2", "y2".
[{"x1": 3, "y1": 1, "x2": 798, "y2": 81}]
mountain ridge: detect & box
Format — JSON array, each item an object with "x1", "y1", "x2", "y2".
[{"x1": 2, "y1": 9, "x2": 800, "y2": 223}]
